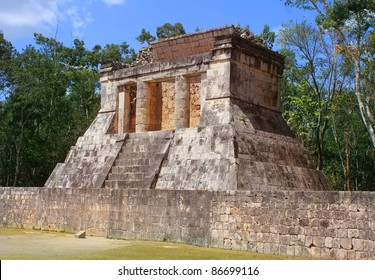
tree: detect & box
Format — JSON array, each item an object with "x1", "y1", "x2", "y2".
[
  {"x1": 99, "y1": 42, "x2": 136, "y2": 64},
  {"x1": 0, "y1": 33, "x2": 136, "y2": 187},
  {"x1": 136, "y1": 28, "x2": 156, "y2": 44},
  {"x1": 259, "y1": 24, "x2": 276, "y2": 49},
  {"x1": 0, "y1": 43, "x2": 71, "y2": 186},
  {"x1": 156, "y1": 22, "x2": 185, "y2": 39},
  {"x1": 280, "y1": 0, "x2": 375, "y2": 190},
  {"x1": 136, "y1": 22, "x2": 186, "y2": 45},
  {"x1": 326, "y1": 90, "x2": 375, "y2": 191},
  {"x1": 0, "y1": 32, "x2": 15, "y2": 99},
  {"x1": 283, "y1": 0, "x2": 375, "y2": 148},
  {"x1": 279, "y1": 20, "x2": 349, "y2": 170},
  {"x1": 235, "y1": 24, "x2": 275, "y2": 49}
]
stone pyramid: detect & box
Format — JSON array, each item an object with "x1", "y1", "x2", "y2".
[{"x1": 45, "y1": 25, "x2": 331, "y2": 191}]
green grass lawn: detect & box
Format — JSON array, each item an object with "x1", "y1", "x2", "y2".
[
  {"x1": 67, "y1": 241, "x2": 302, "y2": 260},
  {"x1": 0, "y1": 227, "x2": 305, "y2": 260}
]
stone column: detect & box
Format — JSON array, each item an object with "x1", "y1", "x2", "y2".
[
  {"x1": 174, "y1": 75, "x2": 190, "y2": 129},
  {"x1": 117, "y1": 86, "x2": 125, "y2": 134},
  {"x1": 200, "y1": 72, "x2": 207, "y2": 112},
  {"x1": 136, "y1": 81, "x2": 151, "y2": 132},
  {"x1": 124, "y1": 86, "x2": 132, "y2": 133},
  {"x1": 99, "y1": 69, "x2": 115, "y2": 111}
]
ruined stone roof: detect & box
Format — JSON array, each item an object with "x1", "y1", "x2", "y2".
[
  {"x1": 102, "y1": 25, "x2": 283, "y2": 72},
  {"x1": 148, "y1": 25, "x2": 279, "y2": 63}
]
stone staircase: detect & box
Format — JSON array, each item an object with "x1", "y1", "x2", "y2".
[
  {"x1": 44, "y1": 134, "x2": 125, "y2": 188},
  {"x1": 104, "y1": 130, "x2": 174, "y2": 189}
]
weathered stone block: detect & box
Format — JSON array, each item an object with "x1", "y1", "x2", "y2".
[
  {"x1": 74, "y1": 230, "x2": 86, "y2": 238},
  {"x1": 352, "y1": 239, "x2": 364, "y2": 251},
  {"x1": 324, "y1": 237, "x2": 334, "y2": 250},
  {"x1": 340, "y1": 238, "x2": 353, "y2": 250}
]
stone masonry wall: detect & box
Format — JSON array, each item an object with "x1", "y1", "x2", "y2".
[
  {"x1": 231, "y1": 61, "x2": 278, "y2": 109},
  {"x1": 1, "y1": 187, "x2": 374, "y2": 259},
  {"x1": 156, "y1": 125, "x2": 238, "y2": 191},
  {"x1": 161, "y1": 80, "x2": 176, "y2": 131},
  {"x1": 150, "y1": 26, "x2": 235, "y2": 62}
]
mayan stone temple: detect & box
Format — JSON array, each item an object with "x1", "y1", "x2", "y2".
[
  {"x1": 2, "y1": 26, "x2": 375, "y2": 260},
  {"x1": 45, "y1": 25, "x2": 330, "y2": 191}
]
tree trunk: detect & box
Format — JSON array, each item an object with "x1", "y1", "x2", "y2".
[
  {"x1": 354, "y1": 57, "x2": 375, "y2": 148},
  {"x1": 13, "y1": 144, "x2": 21, "y2": 187},
  {"x1": 345, "y1": 131, "x2": 351, "y2": 191}
]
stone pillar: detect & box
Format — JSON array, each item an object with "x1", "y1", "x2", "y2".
[
  {"x1": 124, "y1": 86, "x2": 131, "y2": 133},
  {"x1": 174, "y1": 75, "x2": 190, "y2": 129},
  {"x1": 117, "y1": 86, "x2": 125, "y2": 134},
  {"x1": 99, "y1": 79, "x2": 117, "y2": 112},
  {"x1": 136, "y1": 81, "x2": 151, "y2": 132},
  {"x1": 199, "y1": 61, "x2": 232, "y2": 127}
]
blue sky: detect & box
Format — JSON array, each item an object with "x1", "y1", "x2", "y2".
[{"x1": 0, "y1": 0, "x2": 316, "y2": 51}]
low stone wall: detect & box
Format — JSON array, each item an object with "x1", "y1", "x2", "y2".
[{"x1": 0, "y1": 187, "x2": 374, "y2": 259}]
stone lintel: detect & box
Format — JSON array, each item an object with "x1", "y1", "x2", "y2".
[{"x1": 106, "y1": 53, "x2": 210, "y2": 82}]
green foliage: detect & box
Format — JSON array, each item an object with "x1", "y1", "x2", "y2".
[
  {"x1": 99, "y1": 42, "x2": 136, "y2": 64},
  {"x1": 195, "y1": 26, "x2": 204, "y2": 32},
  {"x1": 0, "y1": 32, "x2": 15, "y2": 97},
  {"x1": 135, "y1": 21, "x2": 187, "y2": 52},
  {"x1": 136, "y1": 28, "x2": 156, "y2": 44},
  {"x1": 279, "y1": 21, "x2": 342, "y2": 170},
  {"x1": 136, "y1": 22, "x2": 186, "y2": 46},
  {"x1": 0, "y1": 33, "x2": 135, "y2": 187},
  {"x1": 259, "y1": 25, "x2": 276, "y2": 49},
  {"x1": 280, "y1": 1, "x2": 375, "y2": 190},
  {"x1": 156, "y1": 22, "x2": 186, "y2": 39},
  {"x1": 282, "y1": 0, "x2": 375, "y2": 148},
  {"x1": 319, "y1": 0, "x2": 375, "y2": 31},
  {"x1": 324, "y1": 92, "x2": 375, "y2": 191},
  {"x1": 283, "y1": 0, "x2": 319, "y2": 10},
  {"x1": 235, "y1": 24, "x2": 275, "y2": 49}
]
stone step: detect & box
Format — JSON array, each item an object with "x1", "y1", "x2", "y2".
[
  {"x1": 45, "y1": 129, "x2": 125, "y2": 188},
  {"x1": 110, "y1": 165, "x2": 160, "y2": 174},
  {"x1": 117, "y1": 152, "x2": 167, "y2": 160},
  {"x1": 107, "y1": 172, "x2": 149, "y2": 181},
  {"x1": 114, "y1": 158, "x2": 161, "y2": 167},
  {"x1": 121, "y1": 143, "x2": 169, "y2": 154},
  {"x1": 104, "y1": 131, "x2": 173, "y2": 189},
  {"x1": 104, "y1": 180, "x2": 149, "y2": 189}
]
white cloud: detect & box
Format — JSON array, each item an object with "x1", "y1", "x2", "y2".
[
  {"x1": 65, "y1": 6, "x2": 93, "y2": 37},
  {"x1": 102, "y1": 0, "x2": 125, "y2": 6},
  {"x1": 0, "y1": 0, "x2": 125, "y2": 42},
  {"x1": 271, "y1": 25, "x2": 283, "y2": 36},
  {"x1": 0, "y1": 0, "x2": 94, "y2": 40},
  {"x1": 0, "y1": 0, "x2": 60, "y2": 38}
]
